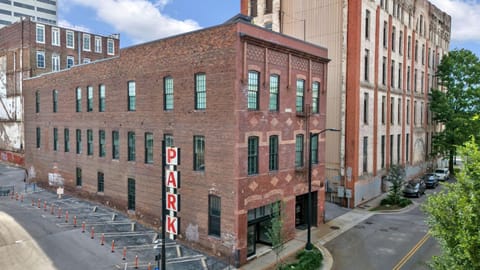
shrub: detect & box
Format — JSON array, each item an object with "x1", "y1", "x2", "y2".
[{"x1": 279, "y1": 247, "x2": 323, "y2": 270}]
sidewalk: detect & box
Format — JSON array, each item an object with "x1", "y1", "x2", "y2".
[{"x1": 240, "y1": 195, "x2": 388, "y2": 270}]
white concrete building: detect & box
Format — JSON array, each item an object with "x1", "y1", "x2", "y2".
[{"x1": 0, "y1": 0, "x2": 57, "y2": 27}]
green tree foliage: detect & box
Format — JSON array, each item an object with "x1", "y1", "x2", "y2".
[
  {"x1": 266, "y1": 201, "x2": 285, "y2": 269},
  {"x1": 423, "y1": 139, "x2": 480, "y2": 269},
  {"x1": 384, "y1": 165, "x2": 406, "y2": 205},
  {"x1": 429, "y1": 49, "x2": 480, "y2": 174}
]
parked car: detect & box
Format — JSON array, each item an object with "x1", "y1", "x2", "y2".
[
  {"x1": 435, "y1": 168, "x2": 450, "y2": 181},
  {"x1": 423, "y1": 173, "x2": 439, "y2": 188},
  {"x1": 403, "y1": 179, "x2": 426, "y2": 198}
]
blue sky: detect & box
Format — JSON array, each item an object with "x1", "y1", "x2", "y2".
[{"x1": 58, "y1": 0, "x2": 480, "y2": 57}]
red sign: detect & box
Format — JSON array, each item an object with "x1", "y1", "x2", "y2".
[
  {"x1": 166, "y1": 215, "x2": 178, "y2": 235},
  {"x1": 166, "y1": 147, "x2": 179, "y2": 165},
  {"x1": 166, "y1": 192, "x2": 178, "y2": 212}
]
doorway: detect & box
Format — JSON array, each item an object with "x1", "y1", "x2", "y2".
[{"x1": 295, "y1": 192, "x2": 317, "y2": 229}]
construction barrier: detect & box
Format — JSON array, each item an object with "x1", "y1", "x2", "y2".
[
  {"x1": 100, "y1": 233, "x2": 105, "y2": 246},
  {"x1": 90, "y1": 227, "x2": 95, "y2": 239},
  {"x1": 122, "y1": 247, "x2": 126, "y2": 260},
  {"x1": 111, "y1": 240, "x2": 115, "y2": 253}
]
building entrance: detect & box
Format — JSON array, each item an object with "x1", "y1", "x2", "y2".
[
  {"x1": 246, "y1": 202, "x2": 279, "y2": 257},
  {"x1": 295, "y1": 192, "x2": 317, "y2": 229}
]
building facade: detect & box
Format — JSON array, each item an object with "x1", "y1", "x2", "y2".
[
  {"x1": 23, "y1": 20, "x2": 329, "y2": 265},
  {"x1": 0, "y1": 0, "x2": 57, "y2": 27},
  {"x1": 0, "y1": 18, "x2": 119, "y2": 164},
  {"x1": 242, "y1": 0, "x2": 451, "y2": 206}
]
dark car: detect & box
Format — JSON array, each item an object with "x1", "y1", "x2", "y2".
[
  {"x1": 403, "y1": 179, "x2": 426, "y2": 198},
  {"x1": 423, "y1": 173, "x2": 439, "y2": 188}
]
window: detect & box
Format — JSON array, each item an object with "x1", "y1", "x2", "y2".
[
  {"x1": 76, "y1": 129, "x2": 82, "y2": 154},
  {"x1": 269, "y1": 74, "x2": 279, "y2": 111},
  {"x1": 36, "y1": 127, "x2": 41, "y2": 148},
  {"x1": 248, "y1": 136, "x2": 259, "y2": 175},
  {"x1": 128, "y1": 81, "x2": 136, "y2": 111},
  {"x1": 51, "y1": 127, "x2": 57, "y2": 151},
  {"x1": 99, "y1": 130, "x2": 106, "y2": 157},
  {"x1": 415, "y1": 40, "x2": 418, "y2": 62},
  {"x1": 295, "y1": 134, "x2": 304, "y2": 168},
  {"x1": 97, "y1": 172, "x2": 104, "y2": 193},
  {"x1": 381, "y1": 135, "x2": 385, "y2": 168},
  {"x1": 414, "y1": 69, "x2": 418, "y2": 92},
  {"x1": 311, "y1": 134, "x2": 319, "y2": 164},
  {"x1": 363, "y1": 93, "x2": 369, "y2": 124},
  {"x1": 83, "y1": 58, "x2": 90, "y2": 64},
  {"x1": 195, "y1": 73, "x2": 206, "y2": 110},
  {"x1": 94, "y1": 36, "x2": 102, "y2": 53},
  {"x1": 67, "y1": 56, "x2": 74, "y2": 68},
  {"x1": 107, "y1": 39, "x2": 115, "y2": 55},
  {"x1": 406, "y1": 99, "x2": 410, "y2": 125},
  {"x1": 37, "y1": 51, "x2": 45, "y2": 68},
  {"x1": 420, "y1": 102, "x2": 424, "y2": 125},
  {"x1": 407, "y1": 66, "x2": 411, "y2": 91},
  {"x1": 392, "y1": 27, "x2": 396, "y2": 51},
  {"x1": 52, "y1": 27, "x2": 59, "y2": 46},
  {"x1": 381, "y1": 96, "x2": 386, "y2": 124},
  {"x1": 296, "y1": 79, "x2": 305, "y2": 113},
  {"x1": 164, "y1": 134, "x2": 174, "y2": 147},
  {"x1": 264, "y1": 22, "x2": 273, "y2": 31},
  {"x1": 145, "y1": 133, "x2": 153, "y2": 164},
  {"x1": 250, "y1": 0, "x2": 257, "y2": 16},
  {"x1": 52, "y1": 54, "x2": 60, "y2": 71},
  {"x1": 36, "y1": 24, "x2": 45, "y2": 43},
  {"x1": 208, "y1": 195, "x2": 221, "y2": 237},
  {"x1": 391, "y1": 60, "x2": 395, "y2": 87},
  {"x1": 52, "y1": 90, "x2": 58, "y2": 112},
  {"x1": 164, "y1": 76, "x2": 174, "y2": 110},
  {"x1": 248, "y1": 71, "x2": 259, "y2": 110},
  {"x1": 421, "y1": 44, "x2": 425, "y2": 65},
  {"x1": 398, "y1": 98, "x2": 401, "y2": 124},
  {"x1": 364, "y1": 49, "x2": 369, "y2": 81},
  {"x1": 391, "y1": 97, "x2": 394, "y2": 124},
  {"x1": 397, "y1": 134, "x2": 401, "y2": 163},
  {"x1": 66, "y1": 30, "x2": 74, "y2": 48},
  {"x1": 265, "y1": 0, "x2": 273, "y2": 14},
  {"x1": 269, "y1": 135, "x2": 278, "y2": 171},
  {"x1": 390, "y1": 134, "x2": 394, "y2": 165},
  {"x1": 83, "y1": 34, "x2": 91, "y2": 51},
  {"x1": 128, "y1": 132, "x2": 135, "y2": 161},
  {"x1": 76, "y1": 167, "x2": 82, "y2": 186},
  {"x1": 398, "y1": 63, "x2": 402, "y2": 89},
  {"x1": 35, "y1": 91, "x2": 40, "y2": 113},
  {"x1": 399, "y1": 31, "x2": 403, "y2": 54},
  {"x1": 87, "y1": 129, "x2": 93, "y2": 155},
  {"x1": 99, "y1": 84, "x2": 105, "y2": 112},
  {"x1": 406, "y1": 134, "x2": 410, "y2": 162},
  {"x1": 193, "y1": 136, "x2": 205, "y2": 171},
  {"x1": 127, "y1": 178, "x2": 135, "y2": 210},
  {"x1": 421, "y1": 71, "x2": 424, "y2": 93},
  {"x1": 363, "y1": 136, "x2": 368, "y2": 172},
  {"x1": 382, "y1": 57, "x2": 386, "y2": 85},
  {"x1": 365, "y1": 9, "x2": 370, "y2": 39},
  {"x1": 414, "y1": 101, "x2": 417, "y2": 125},
  {"x1": 64, "y1": 128, "x2": 70, "y2": 152},
  {"x1": 312, "y1": 81, "x2": 320, "y2": 113},
  {"x1": 87, "y1": 86, "x2": 93, "y2": 112},
  {"x1": 407, "y1": 35, "x2": 411, "y2": 59},
  {"x1": 383, "y1": 21, "x2": 387, "y2": 48},
  {"x1": 112, "y1": 131, "x2": 119, "y2": 159},
  {"x1": 76, "y1": 87, "x2": 82, "y2": 112}
]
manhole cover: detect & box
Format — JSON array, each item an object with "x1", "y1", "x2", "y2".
[
  {"x1": 330, "y1": 226, "x2": 340, "y2": 230},
  {"x1": 365, "y1": 221, "x2": 373, "y2": 225}
]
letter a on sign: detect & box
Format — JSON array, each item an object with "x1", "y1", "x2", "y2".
[
  {"x1": 166, "y1": 147, "x2": 179, "y2": 165},
  {"x1": 166, "y1": 215, "x2": 178, "y2": 235},
  {"x1": 165, "y1": 169, "x2": 179, "y2": 189}
]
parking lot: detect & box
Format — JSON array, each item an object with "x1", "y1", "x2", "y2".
[{"x1": 0, "y1": 164, "x2": 229, "y2": 270}]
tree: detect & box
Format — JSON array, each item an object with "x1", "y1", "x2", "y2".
[
  {"x1": 429, "y1": 49, "x2": 480, "y2": 175},
  {"x1": 384, "y1": 165, "x2": 406, "y2": 205},
  {"x1": 423, "y1": 138, "x2": 480, "y2": 269},
  {"x1": 266, "y1": 201, "x2": 285, "y2": 269}
]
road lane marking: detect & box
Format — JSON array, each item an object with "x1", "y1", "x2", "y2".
[{"x1": 392, "y1": 233, "x2": 430, "y2": 270}]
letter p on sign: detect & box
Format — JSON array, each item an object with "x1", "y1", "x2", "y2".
[{"x1": 166, "y1": 147, "x2": 179, "y2": 165}]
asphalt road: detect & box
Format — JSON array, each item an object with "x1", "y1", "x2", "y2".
[{"x1": 326, "y1": 188, "x2": 442, "y2": 270}]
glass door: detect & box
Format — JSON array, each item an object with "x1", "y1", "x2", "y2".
[{"x1": 247, "y1": 224, "x2": 256, "y2": 257}]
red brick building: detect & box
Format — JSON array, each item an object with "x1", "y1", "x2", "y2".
[
  {"x1": 23, "y1": 19, "x2": 328, "y2": 265},
  {"x1": 0, "y1": 18, "x2": 120, "y2": 165}
]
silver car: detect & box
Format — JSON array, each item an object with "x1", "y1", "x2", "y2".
[{"x1": 435, "y1": 168, "x2": 449, "y2": 181}]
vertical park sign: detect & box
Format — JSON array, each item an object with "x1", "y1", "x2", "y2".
[{"x1": 165, "y1": 146, "x2": 180, "y2": 239}]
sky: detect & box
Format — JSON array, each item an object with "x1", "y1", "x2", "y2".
[{"x1": 58, "y1": 0, "x2": 480, "y2": 57}]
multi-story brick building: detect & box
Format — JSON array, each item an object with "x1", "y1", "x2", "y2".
[
  {"x1": 23, "y1": 19, "x2": 329, "y2": 265},
  {"x1": 0, "y1": 0, "x2": 57, "y2": 27},
  {"x1": 0, "y1": 18, "x2": 119, "y2": 164},
  {"x1": 242, "y1": 0, "x2": 451, "y2": 206}
]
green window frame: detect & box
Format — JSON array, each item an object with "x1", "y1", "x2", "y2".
[
  {"x1": 52, "y1": 90, "x2": 58, "y2": 113},
  {"x1": 193, "y1": 135, "x2": 205, "y2": 171},
  {"x1": 311, "y1": 134, "x2": 318, "y2": 164},
  {"x1": 76, "y1": 87, "x2": 82, "y2": 112},
  {"x1": 312, "y1": 81, "x2": 320, "y2": 113},
  {"x1": 128, "y1": 81, "x2": 136, "y2": 111},
  {"x1": 164, "y1": 76, "x2": 174, "y2": 110},
  {"x1": 35, "y1": 91, "x2": 40, "y2": 113},
  {"x1": 99, "y1": 130, "x2": 106, "y2": 157},
  {"x1": 87, "y1": 86, "x2": 93, "y2": 112},
  {"x1": 87, "y1": 129, "x2": 93, "y2": 155},
  {"x1": 295, "y1": 134, "x2": 304, "y2": 168},
  {"x1": 195, "y1": 73, "x2": 206, "y2": 110},
  {"x1": 128, "y1": 132, "x2": 136, "y2": 161},
  {"x1": 36, "y1": 127, "x2": 41, "y2": 148},
  {"x1": 99, "y1": 84, "x2": 105, "y2": 112},
  {"x1": 269, "y1": 74, "x2": 279, "y2": 111},
  {"x1": 76, "y1": 129, "x2": 82, "y2": 154},
  {"x1": 97, "y1": 172, "x2": 104, "y2": 192},
  {"x1": 53, "y1": 128, "x2": 58, "y2": 151},
  {"x1": 164, "y1": 134, "x2": 174, "y2": 147},
  {"x1": 247, "y1": 71, "x2": 259, "y2": 110},
  {"x1": 208, "y1": 195, "x2": 221, "y2": 237},
  {"x1": 296, "y1": 79, "x2": 305, "y2": 113},
  {"x1": 64, "y1": 128, "x2": 70, "y2": 152},
  {"x1": 269, "y1": 135, "x2": 278, "y2": 171},
  {"x1": 76, "y1": 167, "x2": 82, "y2": 186},
  {"x1": 145, "y1": 132, "x2": 153, "y2": 164},
  {"x1": 112, "y1": 131, "x2": 119, "y2": 160},
  {"x1": 248, "y1": 136, "x2": 259, "y2": 175},
  {"x1": 127, "y1": 178, "x2": 135, "y2": 210}
]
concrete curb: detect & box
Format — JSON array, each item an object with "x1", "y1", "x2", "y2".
[{"x1": 316, "y1": 244, "x2": 333, "y2": 270}]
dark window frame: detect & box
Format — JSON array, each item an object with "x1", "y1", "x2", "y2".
[
  {"x1": 248, "y1": 136, "x2": 259, "y2": 175},
  {"x1": 208, "y1": 195, "x2": 221, "y2": 237}
]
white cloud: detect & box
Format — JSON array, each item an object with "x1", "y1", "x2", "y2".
[
  {"x1": 430, "y1": 0, "x2": 480, "y2": 41},
  {"x1": 64, "y1": 0, "x2": 200, "y2": 44}
]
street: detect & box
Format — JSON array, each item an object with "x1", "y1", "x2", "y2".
[{"x1": 326, "y1": 187, "x2": 442, "y2": 270}]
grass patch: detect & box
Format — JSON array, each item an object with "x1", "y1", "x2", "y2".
[{"x1": 278, "y1": 247, "x2": 323, "y2": 270}]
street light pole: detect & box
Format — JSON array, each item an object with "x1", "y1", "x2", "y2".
[{"x1": 306, "y1": 128, "x2": 340, "y2": 251}]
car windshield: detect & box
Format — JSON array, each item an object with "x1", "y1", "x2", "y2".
[
  {"x1": 407, "y1": 182, "x2": 419, "y2": 188},
  {"x1": 435, "y1": 169, "x2": 446, "y2": 174}
]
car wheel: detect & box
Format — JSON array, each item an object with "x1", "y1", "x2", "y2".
[{"x1": 416, "y1": 192, "x2": 419, "y2": 198}]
